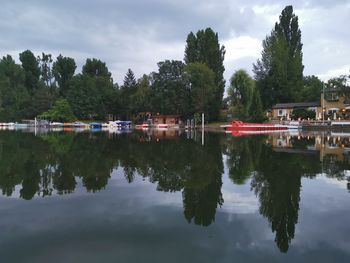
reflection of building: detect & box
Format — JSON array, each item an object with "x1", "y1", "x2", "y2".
[
  {"x1": 151, "y1": 129, "x2": 182, "y2": 140},
  {"x1": 272, "y1": 102, "x2": 321, "y2": 120},
  {"x1": 270, "y1": 133, "x2": 350, "y2": 163},
  {"x1": 137, "y1": 129, "x2": 183, "y2": 142},
  {"x1": 316, "y1": 134, "x2": 350, "y2": 163}
]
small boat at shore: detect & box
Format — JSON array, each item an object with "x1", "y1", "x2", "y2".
[
  {"x1": 50, "y1": 122, "x2": 64, "y2": 127},
  {"x1": 89, "y1": 122, "x2": 102, "y2": 128},
  {"x1": 73, "y1": 122, "x2": 89, "y2": 128},
  {"x1": 108, "y1": 120, "x2": 132, "y2": 128},
  {"x1": 135, "y1": 123, "x2": 150, "y2": 129},
  {"x1": 0, "y1": 122, "x2": 15, "y2": 126},
  {"x1": 221, "y1": 121, "x2": 300, "y2": 132}
]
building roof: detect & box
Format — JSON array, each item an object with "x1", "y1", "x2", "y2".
[
  {"x1": 272, "y1": 101, "x2": 321, "y2": 109},
  {"x1": 152, "y1": 115, "x2": 180, "y2": 118}
]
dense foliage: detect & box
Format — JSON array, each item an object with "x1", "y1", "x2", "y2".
[
  {"x1": 184, "y1": 28, "x2": 226, "y2": 120},
  {"x1": 228, "y1": 69, "x2": 264, "y2": 122},
  {"x1": 39, "y1": 98, "x2": 76, "y2": 122},
  {"x1": 0, "y1": 27, "x2": 226, "y2": 122},
  {"x1": 253, "y1": 5, "x2": 304, "y2": 109},
  {"x1": 291, "y1": 108, "x2": 316, "y2": 120}
]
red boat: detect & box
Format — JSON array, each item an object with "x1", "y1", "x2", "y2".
[{"x1": 221, "y1": 121, "x2": 292, "y2": 132}]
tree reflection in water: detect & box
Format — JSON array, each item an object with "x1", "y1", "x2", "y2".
[
  {"x1": 0, "y1": 130, "x2": 224, "y2": 227},
  {"x1": 1, "y1": 130, "x2": 349, "y2": 252},
  {"x1": 226, "y1": 133, "x2": 350, "y2": 252}
]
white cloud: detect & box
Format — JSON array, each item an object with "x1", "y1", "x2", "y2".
[
  {"x1": 224, "y1": 36, "x2": 262, "y2": 62},
  {"x1": 318, "y1": 65, "x2": 350, "y2": 81}
]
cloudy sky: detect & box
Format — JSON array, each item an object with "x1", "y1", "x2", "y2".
[{"x1": 0, "y1": 0, "x2": 349, "y2": 86}]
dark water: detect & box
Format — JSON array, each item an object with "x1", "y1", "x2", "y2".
[{"x1": 0, "y1": 129, "x2": 349, "y2": 263}]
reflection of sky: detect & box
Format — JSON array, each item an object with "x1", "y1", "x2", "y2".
[
  {"x1": 1, "y1": 152, "x2": 350, "y2": 261},
  {"x1": 220, "y1": 155, "x2": 259, "y2": 215}
]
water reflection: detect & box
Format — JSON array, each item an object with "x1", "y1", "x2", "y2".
[
  {"x1": 0, "y1": 129, "x2": 349, "y2": 254},
  {"x1": 0, "y1": 129, "x2": 224, "y2": 227},
  {"x1": 226, "y1": 131, "x2": 350, "y2": 252}
]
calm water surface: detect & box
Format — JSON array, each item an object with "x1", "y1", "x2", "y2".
[{"x1": 0, "y1": 129, "x2": 349, "y2": 262}]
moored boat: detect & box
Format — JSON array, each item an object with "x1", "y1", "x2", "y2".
[
  {"x1": 14, "y1": 123, "x2": 28, "y2": 128},
  {"x1": 73, "y1": 121, "x2": 88, "y2": 128},
  {"x1": 50, "y1": 122, "x2": 64, "y2": 127},
  {"x1": 222, "y1": 120, "x2": 299, "y2": 132},
  {"x1": 89, "y1": 122, "x2": 102, "y2": 128},
  {"x1": 135, "y1": 123, "x2": 150, "y2": 129},
  {"x1": 109, "y1": 120, "x2": 132, "y2": 128}
]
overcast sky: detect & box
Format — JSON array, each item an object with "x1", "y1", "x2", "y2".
[{"x1": 0, "y1": 0, "x2": 349, "y2": 86}]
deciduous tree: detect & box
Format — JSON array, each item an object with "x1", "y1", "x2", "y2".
[{"x1": 184, "y1": 28, "x2": 225, "y2": 120}]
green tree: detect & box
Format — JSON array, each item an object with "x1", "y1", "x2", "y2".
[
  {"x1": 120, "y1": 69, "x2": 138, "y2": 119},
  {"x1": 29, "y1": 86, "x2": 56, "y2": 118},
  {"x1": 82, "y1": 58, "x2": 111, "y2": 79},
  {"x1": 326, "y1": 74, "x2": 350, "y2": 102},
  {"x1": 151, "y1": 60, "x2": 190, "y2": 115},
  {"x1": 67, "y1": 74, "x2": 99, "y2": 119},
  {"x1": 249, "y1": 87, "x2": 264, "y2": 122},
  {"x1": 184, "y1": 62, "x2": 215, "y2": 116},
  {"x1": 228, "y1": 69, "x2": 264, "y2": 122},
  {"x1": 38, "y1": 53, "x2": 54, "y2": 87},
  {"x1": 253, "y1": 5, "x2": 304, "y2": 109},
  {"x1": 0, "y1": 55, "x2": 30, "y2": 121},
  {"x1": 39, "y1": 98, "x2": 76, "y2": 122},
  {"x1": 184, "y1": 28, "x2": 225, "y2": 120},
  {"x1": 291, "y1": 108, "x2": 315, "y2": 120},
  {"x1": 52, "y1": 55, "x2": 76, "y2": 96},
  {"x1": 68, "y1": 58, "x2": 115, "y2": 120},
  {"x1": 301, "y1": 75, "x2": 324, "y2": 102},
  {"x1": 132, "y1": 74, "x2": 152, "y2": 115},
  {"x1": 19, "y1": 50, "x2": 40, "y2": 93}
]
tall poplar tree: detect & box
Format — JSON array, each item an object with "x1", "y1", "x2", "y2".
[
  {"x1": 253, "y1": 5, "x2": 304, "y2": 109},
  {"x1": 19, "y1": 50, "x2": 40, "y2": 93},
  {"x1": 52, "y1": 55, "x2": 77, "y2": 97},
  {"x1": 184, "y1": 28, "x2": 225, "y2": 120}
]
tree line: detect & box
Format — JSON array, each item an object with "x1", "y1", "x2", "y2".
[{"x1": 0, "y1": 28, "x2": 225, "y2": 122}]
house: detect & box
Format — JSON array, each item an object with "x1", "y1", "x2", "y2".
[
  {"x1": 151, "y1": 115, "x2": 180, "y2": 126},
  {"x1": 321, "y1": 87, "x2": 350, "y2": 119},
  {"x1": 271, "y1": 102, "x2": 321, "y2": 120}
]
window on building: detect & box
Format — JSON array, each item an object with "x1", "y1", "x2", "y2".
[
  {"x1": 278, "y1": 109, "x2": 285, "y2": 116},
  {"x1": 325, "y1": 92, "x2": 339, "y2": 101}
]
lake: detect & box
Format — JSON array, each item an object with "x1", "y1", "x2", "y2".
[{"x1": 0, "y1": 128, "x2": 349, "y2": 263}]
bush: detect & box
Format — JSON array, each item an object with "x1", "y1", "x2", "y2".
[
  {"x1": 39, "y1": 99, "x2": 76, "y2": 122},
  {"x1": 291, "y1": 108, "x2": 315, "y2": 120}
]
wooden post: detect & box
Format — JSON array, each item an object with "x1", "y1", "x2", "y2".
[{"x1": 202, "y1": 113, "x2": 204, "y2": 146}]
